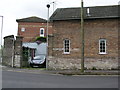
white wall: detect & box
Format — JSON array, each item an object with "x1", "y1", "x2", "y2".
[{"x1": 23, "y1": 42, "x2": 47, "y2": 56}]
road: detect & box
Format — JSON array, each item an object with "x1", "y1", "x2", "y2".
[{"x1": 2, "y1": 70, "x2": 118, "y2": 88}]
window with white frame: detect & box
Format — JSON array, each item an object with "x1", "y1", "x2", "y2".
[
  {"x1": 40, "y1": 28, "x2": 45, "y2": 37},
  {"x1": 21, "y1": 27, "x2": 25, "y2": 32},
  {"x1": 64, "y1": 39, "x2": 70, "y2": 54},
  {"x1": 99, "y1": 39, "x2": 107, "y2": 54}
]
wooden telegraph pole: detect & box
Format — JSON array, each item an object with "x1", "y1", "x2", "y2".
[{"x1": 81, "y1": 0, "x2": 84, "y2": 73}]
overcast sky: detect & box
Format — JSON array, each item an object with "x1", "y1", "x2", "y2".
[{"x1": 0, "y1": 0, "x2": 119, "y2": 45}]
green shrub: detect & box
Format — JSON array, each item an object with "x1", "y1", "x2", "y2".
[
  {"x1": 35, "y1": 37, "x2": 47, "y2": 42},
  {"x1": 92, "y1": 67, "x2": 97, "y2": 70}
]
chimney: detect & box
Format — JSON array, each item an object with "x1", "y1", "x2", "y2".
[{"x1": 87, "y1": 8, "x2": 91, "y2": 16}]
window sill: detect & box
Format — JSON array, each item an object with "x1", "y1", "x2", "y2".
[
  {"x1": 99, "y1": 53, "x2": 107, "y2": 55},
  {"x1": 63, "y1": 52, "x2": 70, "y2": 55}
]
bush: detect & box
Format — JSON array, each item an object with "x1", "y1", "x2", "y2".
[
  {"x1": 35, "y1": 37, "x2": 47, "y2": 42},
  {"x1": 92, "y1": 67, "x2": 97, "y2": 70}
]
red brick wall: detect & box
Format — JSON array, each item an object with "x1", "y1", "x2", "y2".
[
  {"x1": 49, "y1": 18, "x2": 118, "y2": 58},
  {"x1": 48, "y1": 18, "x2": 118, "y2": 69},
  {"x1": 17, "y1": 22, "x2": 53, "y2": 42},
  {"x1": 85, "y1": 19, "x2": 118, "y2": 58}
]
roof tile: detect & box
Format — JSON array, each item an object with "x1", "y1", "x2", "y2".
[
  {"x1": 50, "y1": 5, "x2": 119, "y2": 21},
  {"x1": 16, "y1": 16, "x2": 47, "y2": 23}
]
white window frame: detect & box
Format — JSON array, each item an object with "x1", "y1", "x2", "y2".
[
  {"x1": 40, "y1": 28, "x2": 45, "y2": 37},
  {"x1": 63, "y1": 39, "x2": 70, "y2": 54},
  {"x1": 21, "y1": 27, "x2": 25, "y2": 32},
  {"x1": 99, "y1": 39, "x2": 107, "y2": 54}
]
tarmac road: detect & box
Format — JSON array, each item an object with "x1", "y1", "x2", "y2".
[{"x1": 2, "y1": 70, "x2": 119, "y2": 88}]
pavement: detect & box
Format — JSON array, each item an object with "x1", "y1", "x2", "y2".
[{"x1": 1, "y1": 65, "x2": 119, "y2": 75}]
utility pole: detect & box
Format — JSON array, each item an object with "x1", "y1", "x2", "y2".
[
  {"x1": 0, "y1": 16, "x2": 3, "y2": 63},
  {"x1": 0, "y1": 16, "x2": 3, "y2": 48},
  {"x1": 81, "y1": 0, "x2": 84, "y2": 73},
  {"x1": 52, "y1": 2, "x2": 55, "y2": 12},
  {"x1": 46, "y1": 4, "x2": 50, "y2": 70},
  {"x1": 50, "y1": 1, "x2": 57, "y2": 13}
]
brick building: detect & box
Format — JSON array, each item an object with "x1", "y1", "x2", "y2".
[
  {"x1": 16, "y1": 16, "x2": 52, "y2": 42},
  {"x1": 48, "y1": 5, "x2": 119, "y2": 70}
]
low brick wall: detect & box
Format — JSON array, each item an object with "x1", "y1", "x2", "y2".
[{"x1": 48, "y1": 56, "x2": 118, "y2": 70}]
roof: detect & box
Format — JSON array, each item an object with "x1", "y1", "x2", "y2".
[
  {"x1": 50, "y1": 5, "x2": 119, "y2": 21},
  {"x1": 16, "y1": 16, "x2": 47, "y2": 23}
]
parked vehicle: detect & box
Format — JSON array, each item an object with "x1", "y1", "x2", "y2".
[{"x1": 29, "y1": 55, "x2": 46, "y2": 67}]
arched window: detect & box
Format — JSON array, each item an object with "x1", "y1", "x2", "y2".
[{"x1": 40, "y1": 28, "x2": 45, "y2": 37}]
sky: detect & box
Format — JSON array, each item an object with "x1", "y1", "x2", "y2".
[{"x1": 0, "y1": 0, "x2": 120, "y2": 45}]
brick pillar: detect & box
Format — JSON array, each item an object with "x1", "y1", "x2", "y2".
[
  {"x1": 48, "y1": 35, "x2": 54, "y2": 69},
  {"x1": 48, "y1": 35, "x2": 54, "y2": 56},
  {"x1": 2, "y1": 35, "x2": 14, "y2": 67},
  {"x1": 14, "y1": 36, "x2": 23, "y2": 68}
]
